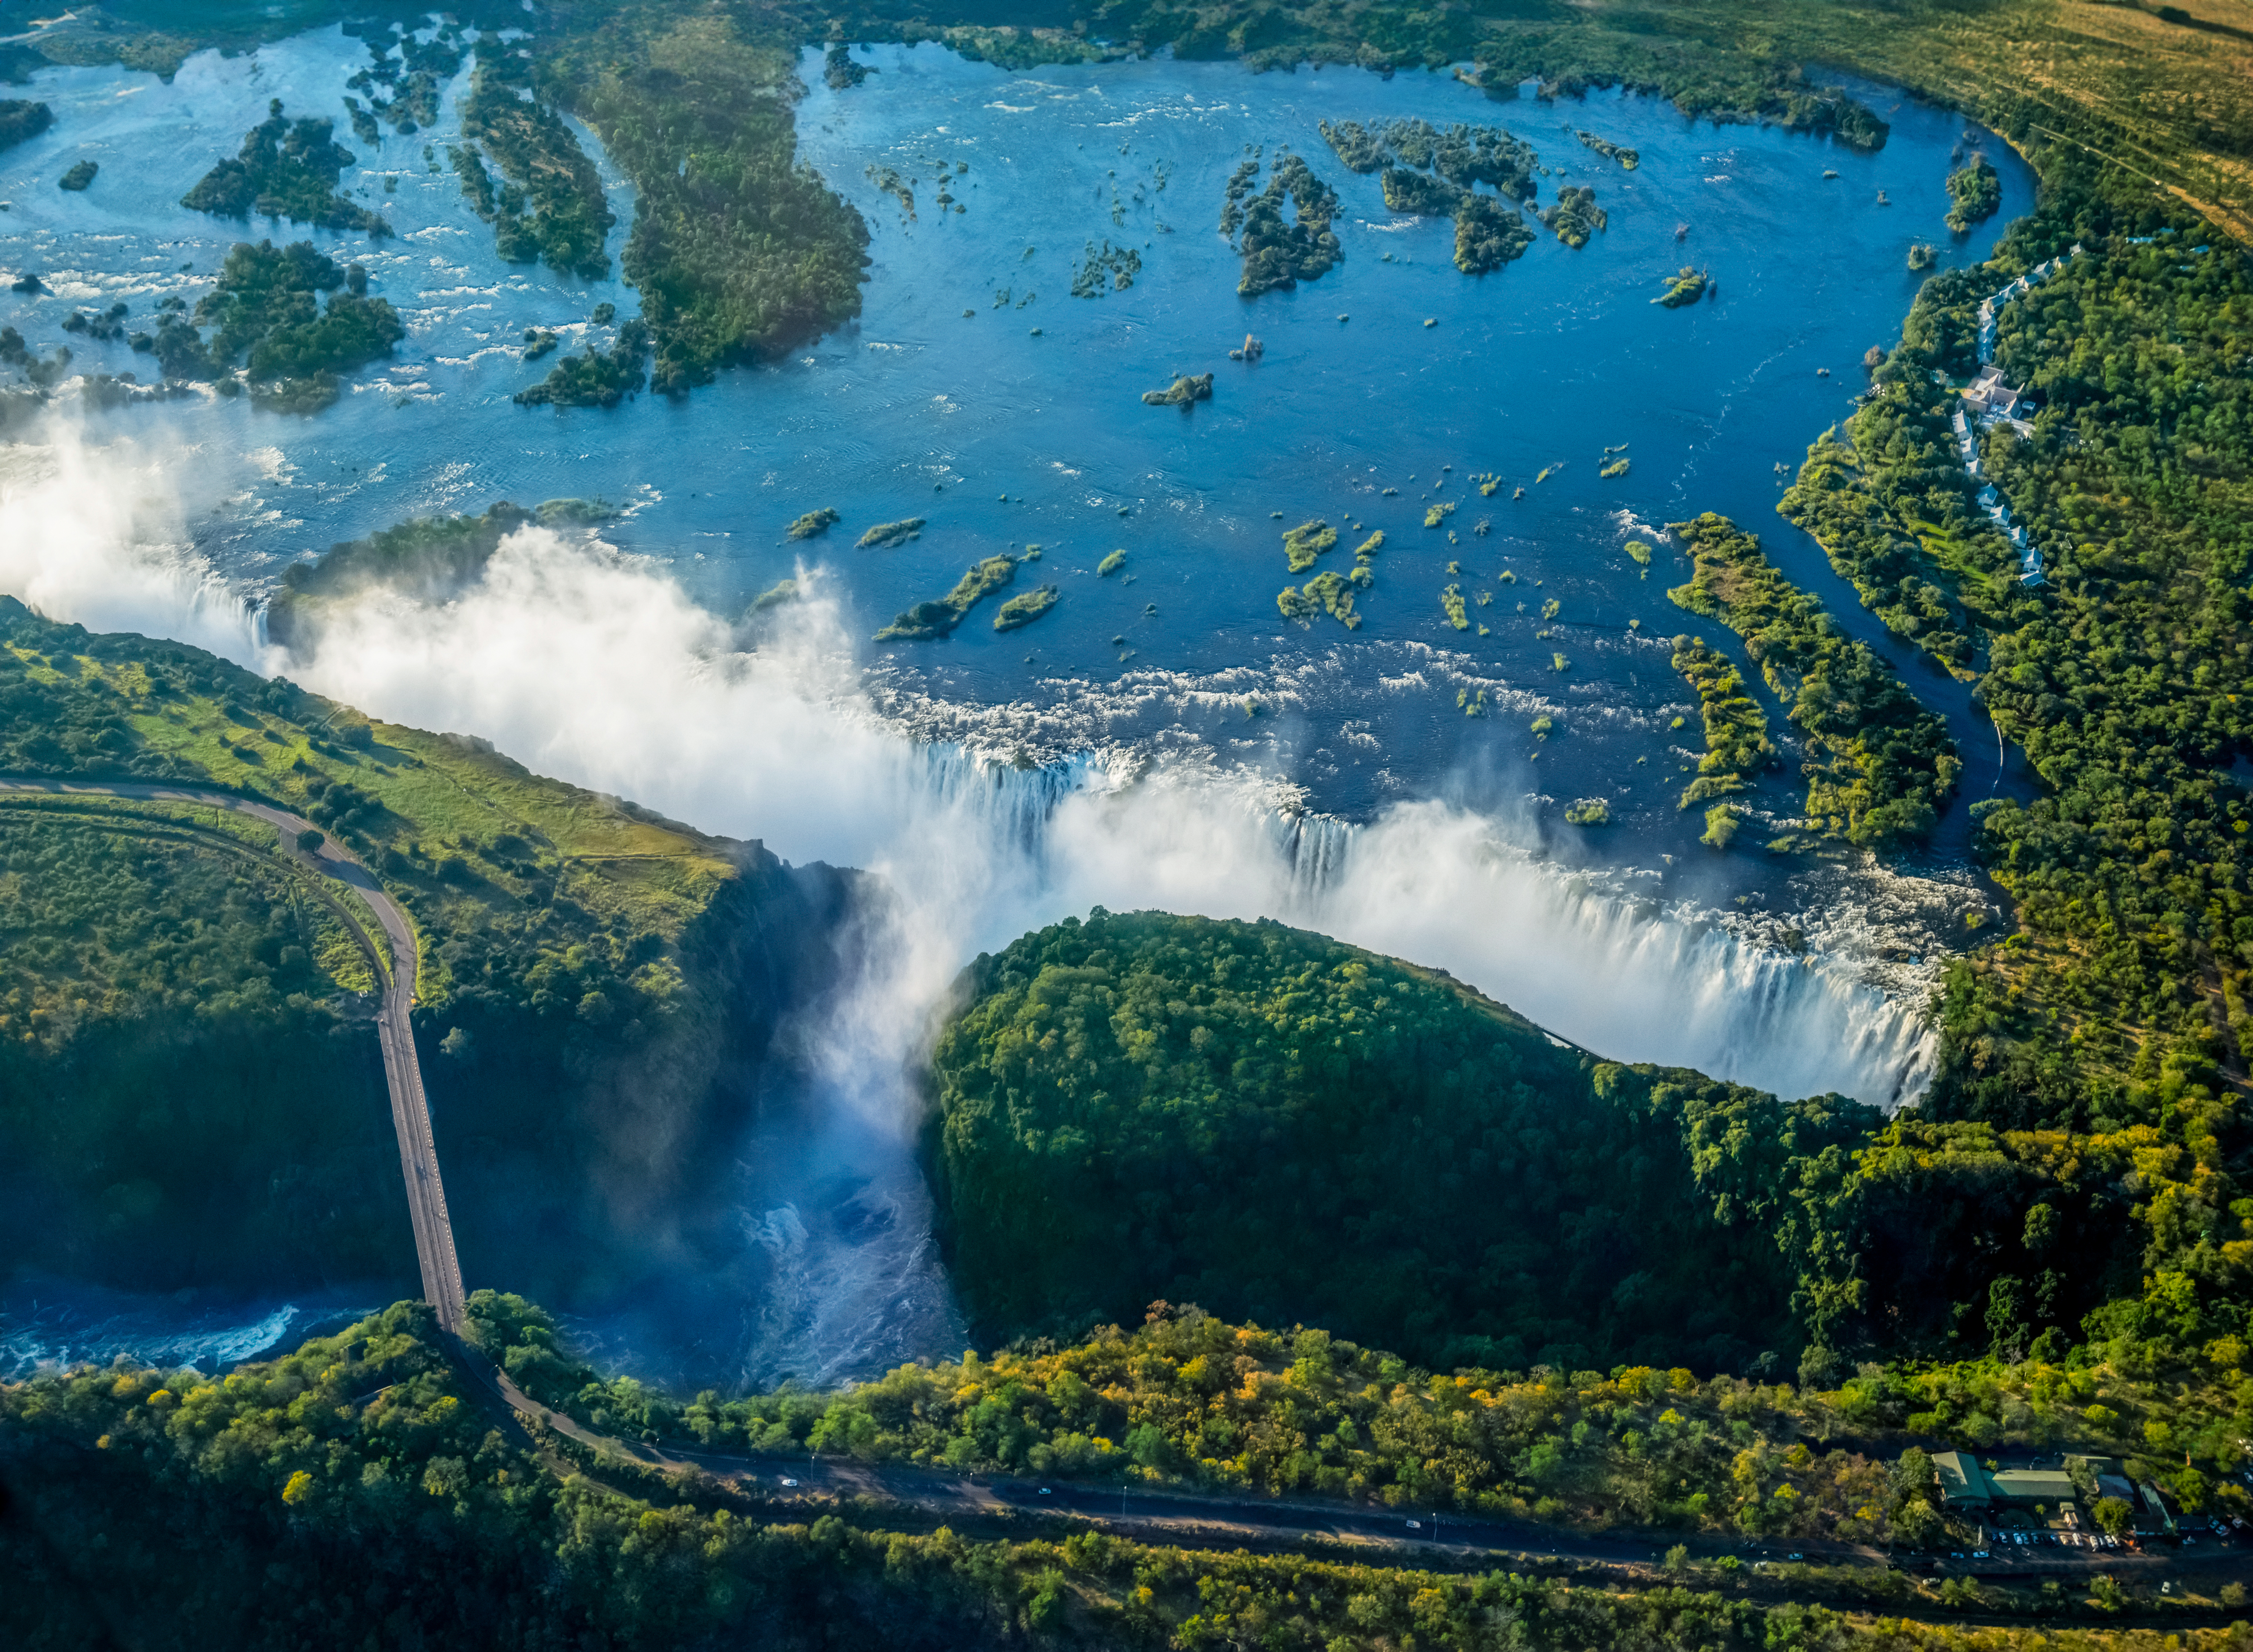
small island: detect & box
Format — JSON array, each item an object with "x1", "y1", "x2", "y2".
[
  {"x1": 1575, "y1": 131, "x2": 1639, "y2": 170},
  {"x1": 823, "y1": 42, "x2": 871, "y2": 90},
  {"x1": 58, "y1": 159, "x2": 98, "y2": 191},
  {"x1": 0, "y1": 99, "x2": 54, "y2": 153},
  {"x1": 1070, "y1": 239, "x2": 1141, "y2": 297},
  {"x1": 1142, "y1": 372, "x2": 1212, "y2": 407},
  {"x1": 1945, "y1": 155, "x2": 2001, "y2": 232},
  {"x1": 786, "y1": 507, "x2": 840, "y2": 540},
  {"x1": 1276, "y1": 568, "x2": 1360, "y2": 629},
  {"x1": 1564, "y1": 798, "x2": 1612, "y2": 825},
  {"x1": 875, "y1": 554, "x2": 1018, "y2": 641},
  {"x1": 1908, "y1": 242, "x2": 1939, "y2": 271},
  {"x1": 992, "y1": 585, "x2": 1058, "y2": 631},
  {"x1": 1225, "y1": 152, "x2": 1342, "y2": 297},
  {"x1": 1537, "y1": 185, "x2": 1606, "y2": 249},
  {"x1": 1652, "y1": 265, "x2": 1709, "y2": 307},
  {"x1": 856, "y1": 517, "x2": 925, "y2": 549},
  {"x1": 514, "y1": 320, "x2": 651, "y2": 409},
  {"x1": 1282, "y1": 519, "x2": 1337, "y2": 573},
  {"x1": 522, "y1": 329, "x2": 559, "y2": 362},
  {"x1": 182, "y1": 99, "x2": 391, "y2": 239},
  {"x1": 1454, "y1": 196, "x2": 1534, "y2": 275}
]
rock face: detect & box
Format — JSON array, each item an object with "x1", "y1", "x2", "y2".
[{"x1": 1141, "y1": 373, "x2": 1213, "y2": 407}]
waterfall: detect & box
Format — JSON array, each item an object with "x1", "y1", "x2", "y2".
[{"x1": 847, "y1": 745, "x2": 1935, "y2": 1111}]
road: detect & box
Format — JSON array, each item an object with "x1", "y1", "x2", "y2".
[
  {"x1": 0, "y1": 778, "x2": 467, "y2": 1334},
  {"x1": 472, "y1": 1386, "x2": 2245, "y2": 1595}
]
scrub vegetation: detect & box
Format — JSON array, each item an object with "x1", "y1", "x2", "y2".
[{"x1": 1281, "y1": 518, "x2": 1337, "y2": 573}]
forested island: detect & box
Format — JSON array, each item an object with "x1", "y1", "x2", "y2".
[
  {"x1": 1453, "y1": 196, "x2": 1534, "y2": 274},
  {"x1": 1667, "y1": 513, "x2": 1960, "y2": 844},
  {"x1": 180, "y1": 99, "x2": 389, "y2": 238},
  {"x1": 514, "y1": 320, "x2": 651, "y2": 408},
  {"x1": 459, "y1": 56, "x2": 615, "y2": 281},
  {"x1": 0, "y1": 97, "x2": 52, "y2": 149},
  {"x1": 1221, "y1": 151, "x2": 1341, "y2": 296},
  {"x1": 128, "y1": 239, "x2": 404, "y2": 413},
  {"x1": 1945, "y1": 155, "x2": 2002, "y2": 232},
  {"x1": 875, "y1": 554, "x2": 1019, "y2": 639},
  {"x1": 1669, "y1": 635, "x2": 1776, "y2": 827}
]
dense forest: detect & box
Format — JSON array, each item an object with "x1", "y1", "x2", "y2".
[
  {"x1": 1771, "y1": 158, "x2": 2250, "y2": 1119},
  {"x1": 925, "y1": 910, "x2": 1873, "y2": 1373},
  {"x1": 0, "y1": 796, "x2": 405, "y2": 1289},
  {"x1": 7, "y1": 1298, "x2": 2251, "y2": 1650},
  {"x1": 477, "y1": 1283, "x2": 2253, "y2": 1541},
  {"x1": 0, "y1": 597, "x2": 854, "y2": 1304}
]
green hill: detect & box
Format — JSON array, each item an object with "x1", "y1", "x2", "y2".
[
  {"x1": 0, "y1": 598, "x2": 851, "y2": 1301},
  {"x1": 925, "y1": 909, "x2": 1874, "y2": 1373}
]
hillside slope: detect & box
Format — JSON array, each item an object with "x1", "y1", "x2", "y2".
[{"x1": 0, "y1": 597, "x2": 854, "y2": 1302}]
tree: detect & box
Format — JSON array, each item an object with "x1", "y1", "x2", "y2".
[
  {"x1": 296, "y1": 828, "x2": 324, "y2": 851},
  {"x1": 2093, "y1": 1497, "x2": 2133, "y2": 1537}
]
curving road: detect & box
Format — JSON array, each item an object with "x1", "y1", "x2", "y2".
[{"x1": 0, "y1": 778, "x2": 467, "y2": 1334}]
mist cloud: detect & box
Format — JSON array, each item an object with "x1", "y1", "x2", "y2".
[{"x1": 0, "y1": 425, "x2": 1934, "y2": 1115}]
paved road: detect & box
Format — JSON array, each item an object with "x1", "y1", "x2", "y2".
[
  {"x1": 0, "y1": 778, "x2": 467, "y2": 1334},
  {"x1": 471, "y1": 1390, "x2": 2244, "y2": 1591}
]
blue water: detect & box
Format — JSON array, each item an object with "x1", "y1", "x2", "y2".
[
  {"x1": 0, "y1": 32, "x2": 2038, "y2": 1386},
  {"x1": 0, "y1": 1278, "x2": 374, "y2": 1380},
  {"x1": 0, "y1": 32, "x2": 2031, "y2": 863}
]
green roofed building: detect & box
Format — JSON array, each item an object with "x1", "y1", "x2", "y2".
[
  {"x1": 1934, "y1": 1452, "x2": 2175, "y2": 1537},
  {"x1": 1933, "y1": 1452, "x2": 2077, "y2": 1508}
]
